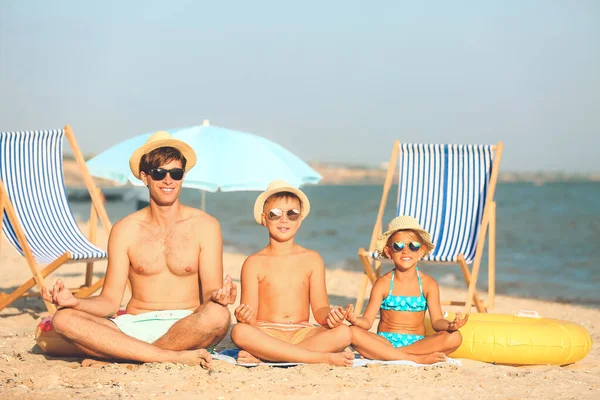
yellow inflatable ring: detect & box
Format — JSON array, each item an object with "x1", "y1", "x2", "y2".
[{"x1": 425, "y1": 311, "x2": 592, "y2": 365}]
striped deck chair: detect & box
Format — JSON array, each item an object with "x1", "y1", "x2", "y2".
[
  {"x1": 356, "y1": 141, "x2": 503, "y2": 314},
  {"x1": 0, "y1": 126, "x2": 112, "y2": 313}
]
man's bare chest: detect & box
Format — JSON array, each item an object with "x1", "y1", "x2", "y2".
[{"x1": 128, "y1": 226, "x2": 199, "y2": 276}]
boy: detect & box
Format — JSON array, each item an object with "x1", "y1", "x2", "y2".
[{"x1": 230, "y1": 180, "x2": 354, "y2": 366}]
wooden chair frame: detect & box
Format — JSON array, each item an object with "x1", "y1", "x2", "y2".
[
  {"x1": 355, "y1": 140, "x2": 503, "y2": 314},
  {"x1": 0, "y1": 125, "x2": 112, "y2": 313}
]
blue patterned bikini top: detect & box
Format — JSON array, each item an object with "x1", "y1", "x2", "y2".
[{"x1": 380, "y1": 268, "x2": 427, "y2": 312}]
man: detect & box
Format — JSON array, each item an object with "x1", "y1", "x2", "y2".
[{"x1": 41, "y1": 131, "x2": 235, "y2": 369}]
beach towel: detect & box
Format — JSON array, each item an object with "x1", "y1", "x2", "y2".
[{"x1": 212, "y1": 348, "x2": 461, "y2": 368}]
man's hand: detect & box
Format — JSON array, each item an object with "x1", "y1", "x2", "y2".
[
  {"x1": 234, "y1": 304, "x2": 253, "y2": 324},
  {"x1": 344, "y1": 304, "x2": 357, "y2": 325},
  {"x1": 448, "y1": 312, "x2": 469, "y2": 331},
  {"x1": 41, "y1": 279, "x2": 80, "y2": 309},
  {"x1": 325, "y1": 306, "x2": 346, "y2": 328},
  {"x1": 210, "y1": 275, "x2": 237, "y2": 306}
]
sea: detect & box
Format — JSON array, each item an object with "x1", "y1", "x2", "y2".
[{"x1": 68, "y1": 182, "x2": 600, "y2": 308}]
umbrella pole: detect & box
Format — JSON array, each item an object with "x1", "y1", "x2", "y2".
[{"x1": 201, "y1": 190, "x2": 206, "y2": 211}]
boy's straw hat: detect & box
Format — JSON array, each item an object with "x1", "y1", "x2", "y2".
[
  {"x1": 129, "y1": 131, "x2": 197, "y2": 179},
  {"x1": 253, "y1": 180, "x2": 310, "y2": 224},
  {"x1": 374, "y1": 216, "x2": 434, "y2": 258}
]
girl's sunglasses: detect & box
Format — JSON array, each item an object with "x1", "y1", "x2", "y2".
[
  {"x1": 268, "y1": 208, "x2": 301, "y2": 221},
  {"x1": 391, "y1": 241, "x2": 422, "y2": 253},
  {"x1": 147, "y1": 168, "x2": 185, "y2": 181}
]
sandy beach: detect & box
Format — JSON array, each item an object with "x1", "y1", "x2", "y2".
[{"x1": 0, "y1": 222, "x2": 598, "y2": 399}]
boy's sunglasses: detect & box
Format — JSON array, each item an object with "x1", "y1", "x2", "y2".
[
  {"x1": 147, "y1": 168, "x2": 185, "y2": 181},
  {"x1": 391, "y1": 241, "x2": 422, "y2": 253},
  {"x1": 267, "y1": 208, "x2": 301, "y2": 221}
]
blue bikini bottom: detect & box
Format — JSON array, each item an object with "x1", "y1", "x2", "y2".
[{"x1": 378, "y1": 331, "x2": 424, "y2": 348}]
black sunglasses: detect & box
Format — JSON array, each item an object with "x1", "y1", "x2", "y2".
[{"x1": 147, "y1": 168, "x2": 185, "y2": 181}]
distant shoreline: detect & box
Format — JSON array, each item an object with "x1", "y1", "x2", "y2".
[
  {"x1": 309, "y1": 161, "x2": 600, "y2": 184},
  {"x1": 65, "y1": 158, "x2": 600, "y2": 187}
]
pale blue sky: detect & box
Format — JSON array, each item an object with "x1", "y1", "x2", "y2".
[{"x1": 1, "y1": 1, "x2": 598, "y2": 172}]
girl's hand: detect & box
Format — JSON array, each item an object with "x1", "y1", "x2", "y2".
[
  {"x1": 448, "y1": 312, "x2": 469, "y2": 331},
  {"x1": 344, "y1": 304, "x2": 357, "y2": 325}
]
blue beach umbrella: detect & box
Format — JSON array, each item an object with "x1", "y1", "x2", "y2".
[
  {"x1": 86, "y1": 132, "x2": 152, "y2": 187},
  {"x1": 86, "y1": 121, "x2": 322, "y2": 192}
]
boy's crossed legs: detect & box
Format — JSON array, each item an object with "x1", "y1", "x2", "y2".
[{"x1": 231, "y1": 323, "x2": 354, "y2": 366}]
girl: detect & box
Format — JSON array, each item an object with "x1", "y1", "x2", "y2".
[{"x1": 345, "y1": 215, "x2": 467, "y2": 362}]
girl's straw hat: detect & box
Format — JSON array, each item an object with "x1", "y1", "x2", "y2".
[
  {"x1": 129, "y1": 131, "x2": 197, "y2": 179},
  {"x1": 374, "y1": 215, "x2": 434, "y2": 258},
  {"x1": 253, "y1": 180, "x2": 310, "y2": 224}
]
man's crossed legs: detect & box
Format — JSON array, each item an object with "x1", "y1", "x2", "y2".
[{"x1": 47, "y1": 302, "x2": 230, "y2": 369}]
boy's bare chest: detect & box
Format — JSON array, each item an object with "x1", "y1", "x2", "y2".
[
  {"x1": 128, "y1": 225, "x2": 199, "y2": 276},
  {"x1": 258, "y1": 264, "x2": 310, "y2": 294}
]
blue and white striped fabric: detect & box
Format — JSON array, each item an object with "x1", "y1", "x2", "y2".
[
  {"x1": 0, "y1": 130, "x2": 107, "y2": 264},
  {"x1": 395, "y1": 143, "x2": 494, "y2": 263}
]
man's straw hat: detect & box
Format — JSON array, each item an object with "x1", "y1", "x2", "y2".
[
  {"x1": 129, "y1": 131, "x2": 197, "y2": 179},
  {"x1": 253, "y1": 180, "x2": 311, "y2": 224},
  {"x1": 374, "y1": 215, "x2": 434, "y2": 258}
]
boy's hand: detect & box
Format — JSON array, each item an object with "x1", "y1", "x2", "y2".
[
  {"x1": 344, "y1": 304, "x2": 357, "y2": 325},
  {"x1": 448, "y1": 312, "x2": 469, "y2": 331},
  {"x1": 234, "y1": 304, "x2": 253, "y2": 323},
  {"x1": 41, "y1": 279, "x2": 80, "y2": 309},
  {"x1": 326, "y1": 306, "x2": 345, "y2": 328},
  {"x1": 211, "y1": 275, "x2": 237, "y2": 306}
]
